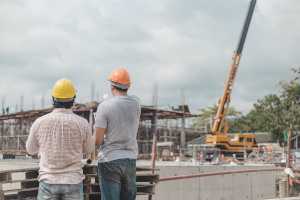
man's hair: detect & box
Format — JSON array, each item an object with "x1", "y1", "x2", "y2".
[
  {"x1": 113, "y1": 85, "x2": 128, "y2": 92},
  {"x1": 53, "y1": 97, "x2": 74, "y2": 109}
]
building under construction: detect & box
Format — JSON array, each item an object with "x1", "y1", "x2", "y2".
[{"x1": 0, "y1": 102, "x2": 204, "y2": 157}]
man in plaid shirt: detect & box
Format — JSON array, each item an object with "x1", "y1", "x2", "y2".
[{"x1": 26, "y1": 78, "x2": 94, "y2": 200}]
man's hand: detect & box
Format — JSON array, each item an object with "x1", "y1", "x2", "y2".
[{"x1": 93, "y1": 125, "x2": 106, "y2": 146}]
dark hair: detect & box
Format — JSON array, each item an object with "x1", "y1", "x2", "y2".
[
  {"x1": 113, "y1": 85, "x2": 128, "y2": 92},
  {"x1": 53, "y1": 97, "x2": 74, "y2": 109}
]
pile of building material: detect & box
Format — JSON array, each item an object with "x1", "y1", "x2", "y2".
[{"x1": 0, "y1": 165, "x2": 160, "y2": 200}]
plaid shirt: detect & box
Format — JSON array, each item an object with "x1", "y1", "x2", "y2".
[{"x1": 26, "y1": 108, "x2": 94, "y2": 184}]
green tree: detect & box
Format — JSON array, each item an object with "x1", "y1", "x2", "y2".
[
  {"x1": 227, "y1": 115, "x2": 252, "y2": 133},
  {"x1": 190, "y1": 104, "x2": 217, "y2": 131},
  {"x1": 193, "y1": 68, "x2": 300, "y2": 140},
  {"x1": 247, "y1": 94, "x2": 285, "y2": 142},
  {"x1": 279, "y1": 68, "x2": 300, "y2": 105},
  {"x1": 279, "y1": 68, "x2": 300, "y2": 132},
  {"x1": 248, "y1": 68, "x2": 300, "y2": 142},
  {"x1": 191, "y1": 103, "x2": 245, "y2": 132}
]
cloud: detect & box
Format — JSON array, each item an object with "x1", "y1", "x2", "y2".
[{"x1": 0, "y1": 0, "x2": 299, "y2": 116}]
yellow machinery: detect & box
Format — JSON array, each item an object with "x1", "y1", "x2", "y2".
[{"x1": 206, "y1": 0, "x2": 258, "y2": 153}]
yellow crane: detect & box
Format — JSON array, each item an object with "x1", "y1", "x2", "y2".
[{"x1": 206, "y1": 0, "x2": 258, "y2": 153}]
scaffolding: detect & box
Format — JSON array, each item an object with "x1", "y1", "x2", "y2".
[{"x1": 0, "y1": 104, "x2": 204, "y2": 157}]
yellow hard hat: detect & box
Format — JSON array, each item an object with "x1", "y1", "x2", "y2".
[{"x1": 52, "y1": 78, "x2": 76, "y2": 100}]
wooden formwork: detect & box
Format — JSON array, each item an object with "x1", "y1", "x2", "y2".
[{"x1": 0, "y1": 165, "x2": 159, "y2": 200}]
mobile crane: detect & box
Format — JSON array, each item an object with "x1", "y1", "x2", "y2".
[{"x1": 206, "y1": 0, "x2": 258, "y2": 153}]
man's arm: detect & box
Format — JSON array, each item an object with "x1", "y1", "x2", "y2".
[
  {"x1": 93, "y1": 103, "x2": 107, "y2": 146},
  {"x1": 82, "y1": 123, "x2": 95, "y2": 155},
  {"x1": 93, "y1": 126, "x2": 106, "y2": 146},
  {"x1": 26, "y1": 122, "x2": 39, "y2": 155}
]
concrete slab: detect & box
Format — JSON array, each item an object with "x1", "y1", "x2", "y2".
[
  {"x1": 0, "y1": 159, "x2": 279, "y2": 200},
  {"x1": 136, "y1": 161, "x2": 277, "y2": 200}
]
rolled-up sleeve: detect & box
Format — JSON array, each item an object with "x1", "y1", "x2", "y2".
[
  {"x1": 82, "y1": 122, "x2": 94, "y2": 154},
  {"x1": 26, "y1": 121, "x2": 39, "y2": 155},
  {"x1": 95, "y1": 104, "x2": 108, "y2": 129}
]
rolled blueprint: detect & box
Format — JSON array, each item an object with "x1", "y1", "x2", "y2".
[{"x1": 82, "y1": 159, "x2": 92, "y2": 165}]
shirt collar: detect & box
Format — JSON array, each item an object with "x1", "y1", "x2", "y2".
[{"x1": 52, "y1": 108, "x2": 73, "y2": 114}]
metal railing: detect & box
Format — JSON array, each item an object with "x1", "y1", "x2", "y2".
[{"x1": 160, "y1": 168, "x2": 283, "y2": 182}]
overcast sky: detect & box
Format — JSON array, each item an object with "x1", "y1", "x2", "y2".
[{"x1": 0, "y1": 0, "x2": 299, "y2": 115}]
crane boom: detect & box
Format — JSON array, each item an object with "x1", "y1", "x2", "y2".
[{"x1": 210, "y1": 0, "x2": 257, "y2": 136}]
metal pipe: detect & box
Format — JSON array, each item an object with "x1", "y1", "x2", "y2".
[
  {"x1": 160, "y1": 168, "x2": 283, "y2": 182},
  {"x1": 151, "y1": 133, "x2": 158, "y2": 174},
  {"x1": 148, "y1": 133, "x2": 158, "y2": 200}
]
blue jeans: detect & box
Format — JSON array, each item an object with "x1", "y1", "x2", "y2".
[
  {"x1": 37, "y1": 181, "x2": 83, "y2": 200},
  {"x1": 98, "y1": 159, "x2": 137, "y2": 200}
]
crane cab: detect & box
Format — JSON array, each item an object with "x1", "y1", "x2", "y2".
[{"x1": 206, "y1": 133, "x2": 258, "y2": 153}]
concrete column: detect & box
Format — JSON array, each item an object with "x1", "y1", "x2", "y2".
[
  {"x1": 17, "y1": 137, "x2": 19, "y2": 151},
  {"x1": 151, "y1": 111, "x2": 158, "y2": 138},
  {"x1": 152, "y1": 111, "x2": 158, "y2": 132},
  {"x1": 181, "y1": 114, "x2": 186, "y2": 149},
  {"x1": 89, "y1": 109, "x2": 93, "y2": 135},
  {"x1": 279, "y1": 179, "x2": 286, "y2": 198},
  {"x1": 19, "y1": 119, "x2": 22, "y2": 136},
  {"x1": 0, "y1": 181, "x2": 4, "y2": 200},
  {"x1": 146, "y1": 126, "x2": 149, "y2": 154}
]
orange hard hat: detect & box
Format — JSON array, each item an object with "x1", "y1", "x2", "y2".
[{"x1": 108, "y1": 67, "x2": 131, "y2": 86}]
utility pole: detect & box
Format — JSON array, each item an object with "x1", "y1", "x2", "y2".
[
  {"x1": 152, "y1": 81, "x2": 158, "y2": 109},
  {"x1": 20, "y1": 92, "x2": 24, "y2": 111},
  {"x1": 15, "y1": 102, "x2": 18, "y2": 113},
  {"x1": 2, "y1": 95, "x2": 5, "y2": 110},
  {"x1": 41, "y1": 93, "x2": 45, "y2": 109},
  {"x1": 244, "y1": 139, "x2": 247, "y2": 162},
  {"x1": 210, "y1": 113, "x2": 213, "y2": 131},
  {"x1": 32, "y1": 97, "x2": 35, "y2": 110},
  {"x1": 91, "y1": 81, "x2": 95, "y2": 102},
  {"x1": 286, "y1": 131, "x2": 291, "y2": 197}
]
